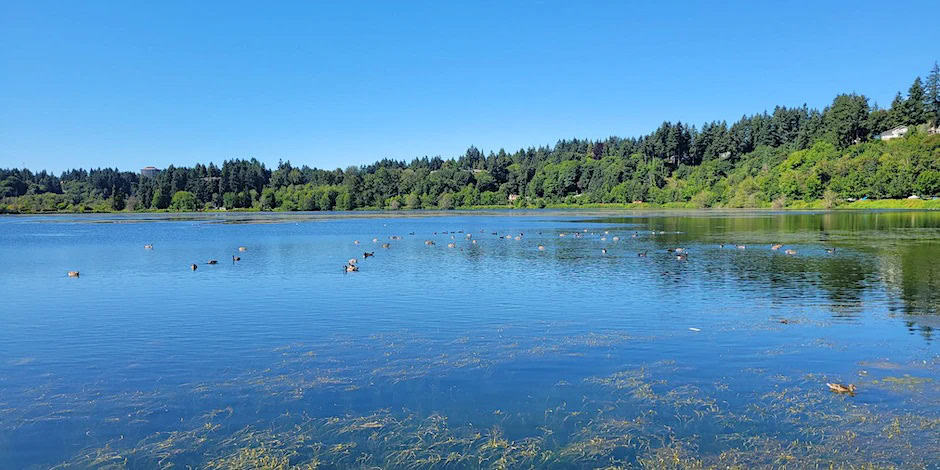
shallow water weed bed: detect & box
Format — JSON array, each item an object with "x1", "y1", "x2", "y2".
[
  {"x1": 1, "y1": 211, "x2": 937, "y2": 468},
  {"x1": 39, "y1": 350, "x2": 939, "y2": 469}
]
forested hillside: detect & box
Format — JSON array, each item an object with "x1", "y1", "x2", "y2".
[{"x1": 3, "y1": 63, "x2": 939, "y2": 213}]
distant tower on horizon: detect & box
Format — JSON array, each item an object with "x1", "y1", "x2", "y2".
[{"x1": 140, "y1": 166, "x2": 161, "y2": 178}]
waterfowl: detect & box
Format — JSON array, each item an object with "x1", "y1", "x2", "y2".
[
  {"x1": 144, "y1": 244, "x2": 153, "y2": 250},
  {"x1": 425, "y1": 240, "x2": 435, "y2": 246},
  {"x1": 372, "y1": 238, "x2": 379, "y2": 243},
  {"x1": 514, "y1": 236, "x2": 521, "y2": 240},
  {"x1": 207, "y1": 259, "x2": 218, "y2": 265},
  {"x1": 67, "y1": 271, "x2": 80, "y2": 277},
  {"x1": 638, "y1": 251, "x2": 647, "y2": 257},
  {"x1": 675, "y1": 248, "x2": 686, "y2": 253},
  {"x1": 363, "y1": 252, "x2": 374, "y2": 258},
  {"x1": 771, "y1": 244, "x2": 783, "y2": 250},
  {"x1": 238, "y1": 246, "x2": 247, "y2": 252},
  {"x1": 785, "y1": 249, "x2": 797, "y2": 255},
  {"x1": 826, "y1": 383, "x2": 856, "y2": 395},
  {"x1": 601, "y1": 249, "x2": 607, "y2": 254},
  {"x1": 826, "y1": 248, "x2": 836, "y2": 254},
  {"x1": 559, "y1": 233, "x2": 566, "y2": 237},
  {"x1": 232, "y1": 255, "x2": 240, "y2": 262},
  {"x1": 191, "y1": 264, "x2": 198, "y2": 271},
  {"x1": 676, "y1": 253, "x2": 688, "y2": 261},
  {"x1": 354, "y1": 240, "x2": 360, "y2": 245},
  {"x1": 736, "y1": 245, "x2": 746, "y2": 250},
  {"x1": 612, "y1": 236, "x2": 620, "y2": 241},
  {"x1": 719, "y1": 244, "x2": 725, "y2": 248},
  {"x1": 344, "y1": 264, "x2": 359, "y2": 272},
  {"x1": 466, "y1": 233, "x2": 472, "y2": 238},
  {"x1": 382, "y1": 243, "x2": 390, "y2": 249},
  {"x1": 348, "y1": 258, "x2": 357, "y2": 265},
  {"x1": 601, "y1": 237, "x2": 607, "y2": 241},
  {"x1": 505, "y1": 235, "x2": 512, "y2": 239},
  {"x1": 538, "y1": 245, "x2": 546, "y2": 251},
  {"x1": 447, "y1": 242, "x2": 456, "y2": 248},
  {"x1": 632, "y1": 232, "x2": 638, "y2": 238}
]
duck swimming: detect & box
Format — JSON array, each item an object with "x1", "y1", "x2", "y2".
[
  {"x1": 232, "y1": 255, "x2": 240, "y2": 262},
  {"x1": 344, "y1": 264, "x2": 359, "y2": 272},
  {"x1": 67, "y1": 271, "x2": 80, "y2": 277},
  {"x1": 382, "y1": 243, "x2": 390, "y2": 249},
  {"x1": 238, "y1": 246, "x2": 247, "y2": 252},
  {"x1": 363, "y1": 252, "x2": 374, "y2": 258},
  {"x1": 191, "y1": 264, "x2": 198, "y2": 271},
  {"x1": 144, "y1": 244, "x2": 153, "y2": 250},
  {"x1": 771, "y1": 244, "x2": 783, "y2": 250},
  {"x1": 785, "y1": 249, "x2": 797, "y2": 255},
  {"x1": 207, "y1": 259, "x2": 218, "y2": 265},
  {"x1": 538, "y1": 245, "x2": 546, "y2": 251},
  {"x1": 826, "y1": 383, "x2": 856, "y2": 395}
]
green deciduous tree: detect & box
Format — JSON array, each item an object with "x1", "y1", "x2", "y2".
[{"x1": 169, "y1": 191, "x2": 197, "y2": 211}]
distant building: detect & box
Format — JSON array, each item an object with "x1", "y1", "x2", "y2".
[
  {"x1": 876, "y1": 125, "x2": 909, "y2": 141},
  {"x1": 140, "y1": 166, "x2": 161, "y2": 178}
]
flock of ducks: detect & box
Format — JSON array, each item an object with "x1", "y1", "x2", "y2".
[
  {"x1": 65, "y1": 230, "x2": 837, "y2": 277},
  {"x1": 332, "y1": 228, "x2": 838, "y2": 274},
  {"x1": 64, "y1": 227, "x2": 854, "y2": 396},
  {"x1": 188, "y1": 245, "x2": 247, "y2": 271},
  {"x1": 67, "y1": 244, "x2": 249, "y2": 276}
]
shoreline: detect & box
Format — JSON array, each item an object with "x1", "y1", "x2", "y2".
[{"x1": 2, "y1": 198, "x2": 940, "y2": 215}]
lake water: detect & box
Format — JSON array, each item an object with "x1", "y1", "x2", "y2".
[{"x1": 0, "y1": 210, "x2": 937, "y2": 469}]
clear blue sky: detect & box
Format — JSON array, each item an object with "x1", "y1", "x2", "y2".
[{"x1": 2, "y1": 1, "x2": 938, "y2": 173}]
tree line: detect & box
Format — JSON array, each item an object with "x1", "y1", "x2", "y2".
[{"x1": 2, "y1": 62, "x2": 939, "y2": 213}]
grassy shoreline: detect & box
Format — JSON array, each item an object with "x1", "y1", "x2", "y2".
[{"x1": 3, "y1": 198, "x2": 940, "y2": 215}]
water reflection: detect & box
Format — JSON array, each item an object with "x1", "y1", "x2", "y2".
[{"x1": 0, "y1": 210, "x2": 937, "y2": 468}]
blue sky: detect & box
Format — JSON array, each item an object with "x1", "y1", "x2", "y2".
[{"x1": 2, "y1": 1, "x2": 938, "y2": 173}]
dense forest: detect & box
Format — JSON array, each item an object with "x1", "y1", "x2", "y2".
[{"x1": 2, "y1": 63, "x2": 940, "y2": 213}]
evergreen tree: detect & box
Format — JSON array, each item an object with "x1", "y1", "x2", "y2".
[
  {"x1": 889, "y1": 92, "x2": 906, "y2": 128},
  {"x1": 926, "y1": 61, "x2": 940, "y2": 124},
  {"x1": 824, "y1": 94, "x2": 870, "y2": 148},
  {"x1": 904, "y1": 77, "x2": 927, "y2": 125},
  {"x1": 111, "y1": 187, "x2": 125, "y2": 211}
]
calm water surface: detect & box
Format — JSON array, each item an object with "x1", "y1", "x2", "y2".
[{"x1": 0, "y1": 210, "x2": 937, "y2": 468}]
